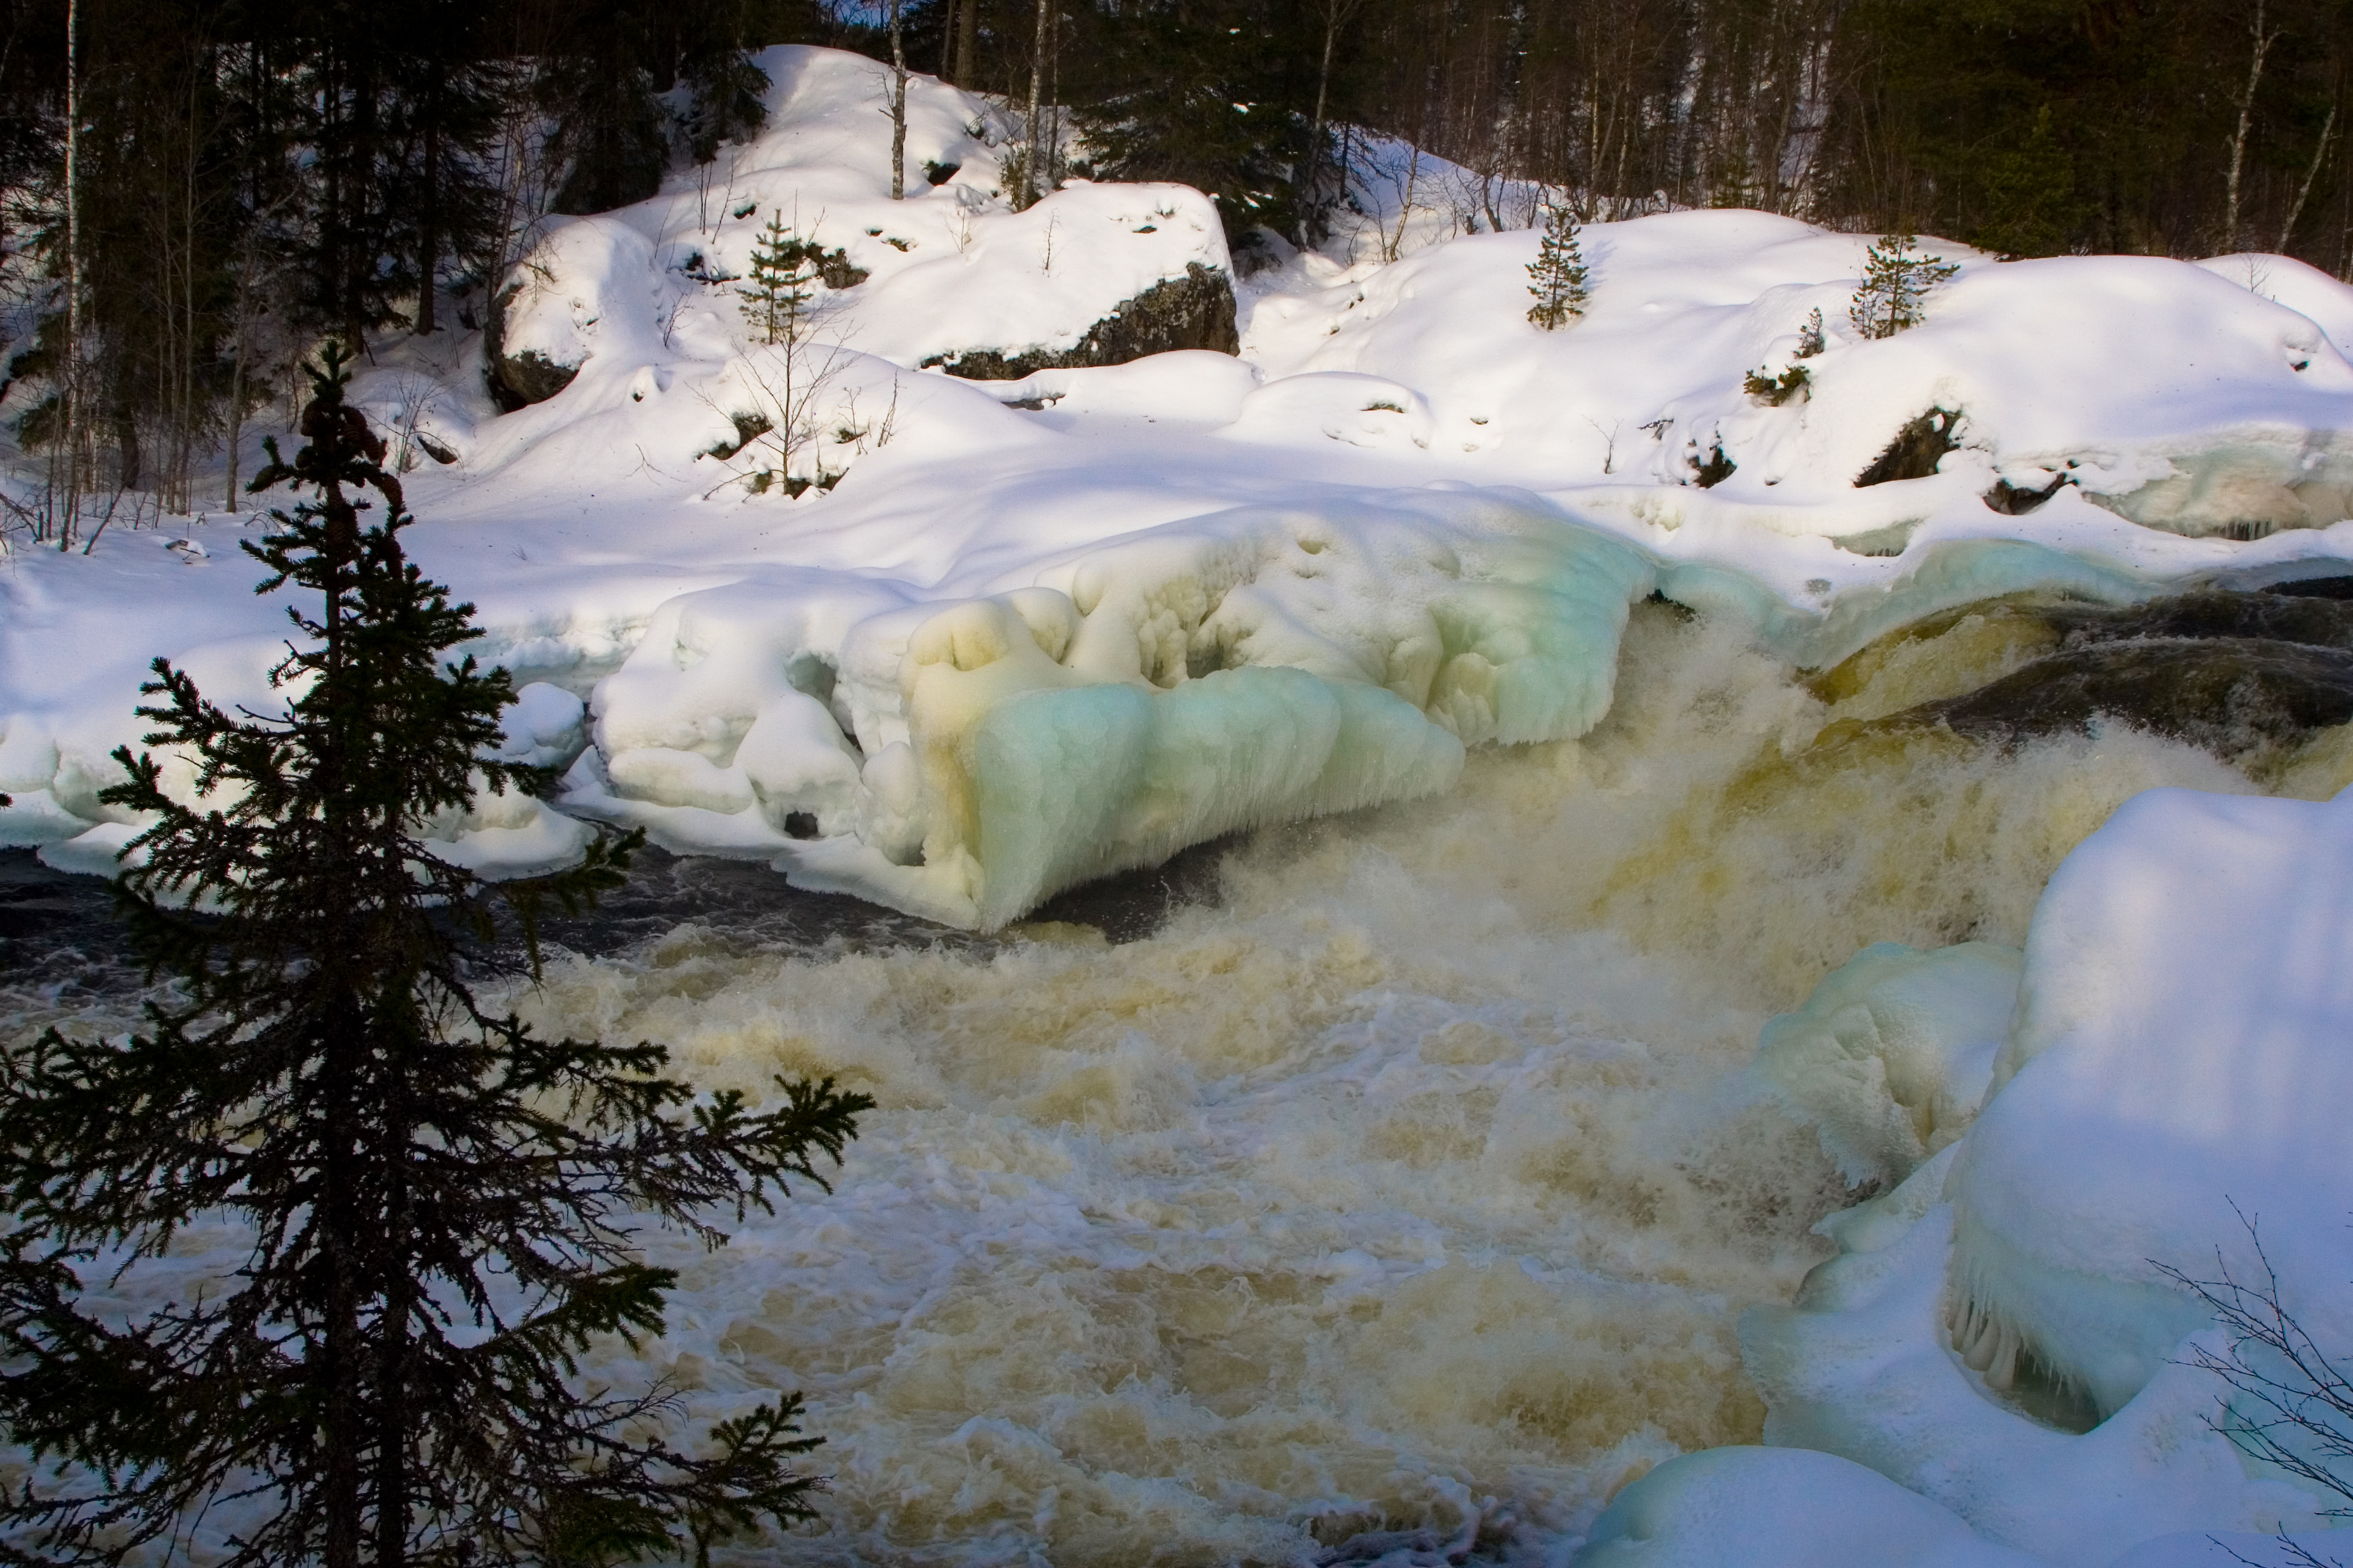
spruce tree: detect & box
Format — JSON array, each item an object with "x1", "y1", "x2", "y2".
[
  {"x1": 0, "y1": 348, "x2": 870, "y2": 1567},
  {"x1": 1526, "y1": 203, "x2": 1590, "y2": 329},
  {"x1": 1848, "y1": 233, "x2": 1960, "y2": 340},
  {"x1": 739, "y1": 211, "x2": 815, "y2": 346}
]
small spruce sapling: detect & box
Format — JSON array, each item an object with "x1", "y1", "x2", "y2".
[
  {"x1": 1850, "y1": 233, "x2": 1959, "y2": 340},
  {"x1": 0, "y1": 348, "x2": 871, "y2": 1567},
  {"x1": 1526, "y1": 204, "x2": 1591, "y2": 329},
  {"x1": 1795, "y1": 307, "x2": 1827, "y2": 358},
  {"x1": 740, "y1": 211, "x2": 816, "y2": 346}
]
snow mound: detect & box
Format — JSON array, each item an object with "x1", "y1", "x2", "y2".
[
  {"x1": 1947, "y1": 784, "x2": 2353, "y2": 1420},
  {"x1": 1574, "y1": 1445, "x2": 2043, "y2": 1568}
]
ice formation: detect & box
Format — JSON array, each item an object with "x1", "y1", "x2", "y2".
[
  {"x1": 1739, "y1": 785, "x2": 2353, "y2": 1563},
  {"x1": 1751, "y1": 940, "x2": 2020, "y2": 1189},
  {"x1": 17, "y1": 35, "x2": 2353, "y2": 1565}
]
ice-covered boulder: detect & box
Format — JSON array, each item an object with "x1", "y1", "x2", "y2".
[
  {"x1": 1753, "y1": 941, "x2": 2021, "y2": 1189},
  {"x1": 564, "y1": 494, "x2": 1656, "y2": 927},
  {"x1": 1946, "y1": 784, "x2": 2353, "y2": 1421}
]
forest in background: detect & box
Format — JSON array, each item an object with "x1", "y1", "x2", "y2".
[{"x1": 0, "y1": 0, "x2": 2346, "y2": 517}]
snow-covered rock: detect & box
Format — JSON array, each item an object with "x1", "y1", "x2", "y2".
[{"x1": 1948, "y1": 784, "x2": 2353, "y2": 1421}]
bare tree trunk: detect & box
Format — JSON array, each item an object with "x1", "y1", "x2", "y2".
[
  {"x1": 1022, "y1": 0, "x2": 1050, "y2": 208},
  {"x1": 62, "y1": 0, "x2": 81, "y2": 547},
  {"x1": 889, "y1": 0, "x2": 907, "y2": 200},
  {"x1": 2283, "y1": 102, "x2": 2338, "y2": 252},
  {"x1": 2226, "y1": 0, "x2": 2280, "y2": 252},
  {"x1": 418, "y1": 112, "x2": 440, "y2": 333},
  {"x1": 1300, "y1": 1, "x2": 1343, "y2": 244},
  {"x1": 957, "y1": 0, "x2": 978, "y2": 90}
]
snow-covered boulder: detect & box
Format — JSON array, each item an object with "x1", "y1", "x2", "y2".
[
  {"x1": 919, "y1": 260, "x2": 1239, "y2": 380},
  {"x1": 1737, "y1": 782, "x2": 2353, "y2": 1559},
  {"x1": 484, "y1": 218, "x2": 666, "y2": 409},
  {"x1": 1946, "y1": 784, "x2": 2353, "y2": 1420}
]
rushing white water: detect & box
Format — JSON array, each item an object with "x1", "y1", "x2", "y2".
[
  {"x1": 1, "y1": 600, "x2": 2319, "y2": 1564},
  {"x1": 499, "y1": 603, "x2": 2280, "y2": 1565}
]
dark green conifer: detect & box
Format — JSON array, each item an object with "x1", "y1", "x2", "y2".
[
  {"x1": 0, "y1": 347, "x2": 869, "y2": 1567},
  {"x1": 1526, "y1": 203, "x2": 1590, "y2": 330},
  {"x1": 739, "y1": 211, "x2": 815, "y2": 346},
  {"x1": 1849, "y1": 233, "x2": 1960, "y2": 340}
]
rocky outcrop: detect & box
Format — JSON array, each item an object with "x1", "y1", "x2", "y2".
[
  {"x1": 1855, "y1": 406, "x2": 1960, "y2": 486},
  {"x1": 923, "y1": 263, "x2": 1240, "y2": 381},
  {"x1": 483, "y1": 283, "x2": 582, "y2": 411}
]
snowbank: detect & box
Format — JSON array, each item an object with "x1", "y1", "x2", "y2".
[
  {"x1": 1736, "y1": 784, "x2": 2353, "y2": 1563},
  {"x1": 19, "y1": 48, "x2": 2353, "y2": 932},
  {"x1": 1947, "y1": 784, "x2": 2353, "y2": 1419},
  {"x1": 1574, "y1": 1445, "x2": 2044, "y2": 1568}
]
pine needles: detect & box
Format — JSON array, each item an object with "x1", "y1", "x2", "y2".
[{"x1": 0, "y1": 348, "x2": 870, "y2": 1567}]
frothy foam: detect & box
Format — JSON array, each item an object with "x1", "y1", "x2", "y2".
[{"x1": 1, "y1": 600, "x2": 2296, "y2": 1562}]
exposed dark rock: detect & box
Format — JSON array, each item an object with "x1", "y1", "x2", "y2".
[
  {"x1": 1910, "y1": 636, "x2": 2353, "y2": 751},
  {"x1": 2268, "y1": 575, "x2": 2353, "y2": 600},
  {"x1": 702, "y1": 409, "x2": 774, "y2": 461},
  {"x1": 922, "y1": 159, "x2": 961, "y2": 187},
  {"x1": 923, "y1": 262, "x2": 1240, "y2": 380},
  {"x1": 1856, "y1": 406, "x2": 1960, "y2": 486},
  {"x1": 2045, "y1": 591, "x2": 2353, "y2": 653},
  {"x1": 482, "y1": 282, "x2": 581, "y2": 411},
  {"x1": 1693, "y1": 439, "x2": 1736, "y2": 488},
  {"x1": 1984, "y1": 473, "x2": 2067, "y2": 514},
  {"x1": 812, "y1": 247, "x2": 869, "y2": 290}
]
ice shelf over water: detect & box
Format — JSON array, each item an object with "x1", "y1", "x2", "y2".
[{"x1": 13, "y1": 40, "x2": 2353, "y2": 1568}]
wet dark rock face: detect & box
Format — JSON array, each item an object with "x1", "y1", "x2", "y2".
[
  {"x1": 924, "y1": 263, "x2": 1240, "y2": 380},
  {"x1": 1919, "y1": 638, "x2": 2353, "y2": 751},
  {"x1": 1870, "y1": 589, "x2": 2353, "y2": 754}
]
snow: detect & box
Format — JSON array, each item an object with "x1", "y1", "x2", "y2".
[
  {"x1": 16, "y1": 43, "x2": 2353, "y2": 1563},
  {"x1": 1741, "y1": 785, "x2": 2353, "y2": 1562},
  {"x1": 1949, "y1": 784, "x2": 2353, "y2": 1418},
  {"x1": 1575, "y1": 1445, "x2": 2046, "y2": 1568}
]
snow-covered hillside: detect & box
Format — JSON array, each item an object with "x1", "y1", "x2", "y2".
[{"x1": 14, "y1": 43, "x2": 2353, "y2": 1568}]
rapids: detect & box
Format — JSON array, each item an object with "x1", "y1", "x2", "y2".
[{"x1": 4, "y1": 591, "x2": 2341, "y2": 1564}]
